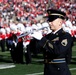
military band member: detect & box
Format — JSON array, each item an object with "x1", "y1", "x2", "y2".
[
  {"x1": 31, "y1": 9, "x2": 73, "y2": 75},
  {"x1": 23, "y1": 35, "x2": 32, "y2": 64},
  {"x1": 9, "y1": 26, "x2": 17, "y2": 63},
  {"x1": 5, "y1": 27, "x2": 11, "y2": 51}
]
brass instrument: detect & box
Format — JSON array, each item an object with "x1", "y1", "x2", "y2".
[{"x1": 17, "y1": 26, "x2": 49, "y2": 39}]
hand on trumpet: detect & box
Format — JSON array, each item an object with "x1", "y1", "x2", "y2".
[{"x1": 30, "y1": 31, "x2": 43, "y2": 40}]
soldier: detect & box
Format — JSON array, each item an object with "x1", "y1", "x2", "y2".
[{"x1": 31, "y1": 9, "x2": 73, "y2": 75}]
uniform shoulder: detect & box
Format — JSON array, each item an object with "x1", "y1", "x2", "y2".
[{"x1": 62, "y1": 30, "x2": 72, "y2": 37}]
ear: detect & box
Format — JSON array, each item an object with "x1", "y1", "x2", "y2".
[
  {"x1": 60, "y1": 21, "x2": 62, "y2": 25},
  {"x1": 59, "y1": 19, "x2": 63, "y2": 26}
]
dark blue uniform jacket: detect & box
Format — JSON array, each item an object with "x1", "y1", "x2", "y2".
[{"x1": 38, "y1": 28, "x2": 73, "y2": 75}]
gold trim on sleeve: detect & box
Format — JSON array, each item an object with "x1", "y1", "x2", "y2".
[
  {"x1": 48, "y1": 43, "x2": 53, "y2": 49},
  {"x1": 43, "y1": 40, "x2": 49, "y2": 48}
]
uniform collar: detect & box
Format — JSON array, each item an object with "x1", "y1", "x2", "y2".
[{"x1": 52, "y1": 28, "x2": 62, "y2": 34}]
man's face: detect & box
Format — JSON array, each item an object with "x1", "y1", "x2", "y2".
[{"x1": 49, "y1": 18, "x2": 62, "y2": 31}]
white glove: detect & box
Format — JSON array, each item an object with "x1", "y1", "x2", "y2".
[
  {"x1": 13, "y1": 41, "x2": 17, "y2": 47},
  {"x1": 31, "y1": 31, "x2": 43, "y2": 40},
  {"x1": 23, "y1": 42, "x2": 30, "y2": 48}
]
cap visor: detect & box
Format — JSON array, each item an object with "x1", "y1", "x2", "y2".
[{"x1": 47, "y1": 15, "x2": 58, "y2": 22}]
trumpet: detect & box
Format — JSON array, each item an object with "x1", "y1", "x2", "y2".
[{"x1": 17, "y1": 26, "x2": 49, "y2": 39}]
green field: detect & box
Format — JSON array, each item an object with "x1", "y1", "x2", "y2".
[{"x1": 0, "y1": 42, "x2": 76, "y2": 75}]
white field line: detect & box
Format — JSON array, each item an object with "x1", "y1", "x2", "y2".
[
  {"x1": 70, "y1": 68, "x2": 76, "y2": 70},
  {"x1": 0, "y1": 65, "x2": 15, "y2": 69},
  {"x1": 26, "y1": 68, "x2": 76, "y2": 75},
  {"x1": 26, "y1": 72, "x2": 43, "y2": 75},
  {"x1": 0, "y1": 63, "x2": 15, "y2": 69},
  {"x1": 72, "y1": 56, "x2": 76, "y2": 57}
]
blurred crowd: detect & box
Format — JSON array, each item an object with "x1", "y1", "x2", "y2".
[
  {"x1": 0, "y1": 0, "x2": 76, "y2": 27},
  {"x1": 0, "y1": 0, "x2": 48, "y2": 26}
]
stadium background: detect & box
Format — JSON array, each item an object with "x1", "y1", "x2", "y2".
[{"x1": 0, "y1": 0, "x2": 76, "y2": 75}]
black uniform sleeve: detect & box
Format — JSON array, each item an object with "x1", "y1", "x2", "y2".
[{"x1": 39, "y1": 33, "x2": 73, "y2": 55}]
